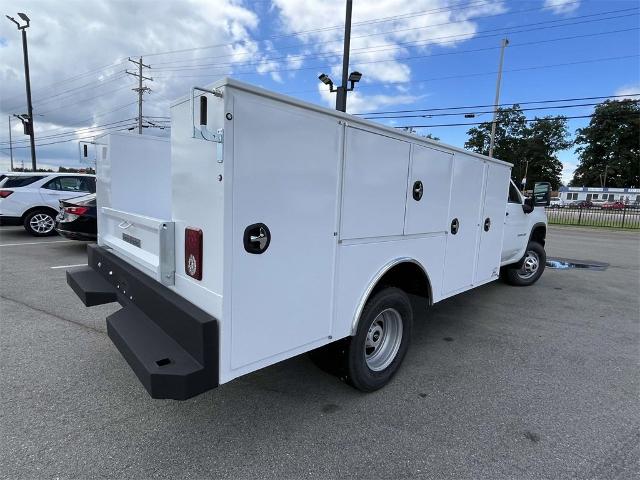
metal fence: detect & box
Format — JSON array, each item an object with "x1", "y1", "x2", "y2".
[{"x1": 545, "y1": 206, "x2": 640, "y2": 229}]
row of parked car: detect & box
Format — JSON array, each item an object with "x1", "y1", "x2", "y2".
[{"x1": 0, "y1": 172, "x2": 97, "y2": 239}]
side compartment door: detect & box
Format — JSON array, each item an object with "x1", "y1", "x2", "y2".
[
  {"x1": 475, "y1": 163, "x2": 510, "y2": 283},
  {"x1": 404, "y1": 144, "x2": 453, "y2": 235},
  {"x1": 340, "y1": 127, "x2": 410, "y2": 240},
  {"x1": 442, "y1": 155, "x2": 484, "y2": 295},
  {"x1": 231, "y1": 95, "x2": 341, "y2": 370}
]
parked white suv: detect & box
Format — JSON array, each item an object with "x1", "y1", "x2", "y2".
[{"x1": 0, "y1": 173, "x2": 96, "y2": 236}]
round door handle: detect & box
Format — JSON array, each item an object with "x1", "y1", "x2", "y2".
[
  {"x1": 243, "y1": 223, "x2": 271, "y2": 254},
  {"x1": 450, "y1": 218, "x2": 459, "y2": 235},
  {"x1": 412, "y1": 180, "x2": 424, "y2": 201},
  {"x1": 484, "y1": 217, "x2": 491, "y2": 232}
]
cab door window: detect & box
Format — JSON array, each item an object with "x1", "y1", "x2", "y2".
[{"x1": 508, "y1": 181, "x2": 522, "y2": 204}]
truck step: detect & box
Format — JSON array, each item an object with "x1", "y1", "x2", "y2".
[
  {"x1": 107, "y1": 303, "x2": 211, "y2": 400},
  {"x1": 66, "y1": 266, "x2": 117, "y2": 307}
]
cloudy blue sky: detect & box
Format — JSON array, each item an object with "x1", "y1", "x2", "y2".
[{"x1": 0, "y1": 0, "x2": 638, "y2": 183}]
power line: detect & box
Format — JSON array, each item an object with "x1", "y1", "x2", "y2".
[
  {"x1": 36, "y1": 84, "x2": 137, "y2": 116},
  {"x1": 139, "y1": 0, "x2": 586, "y2": 62},
  {"x1": 152, "y1": 28, "x2": 640, "y2": 79},
  {"x1": 136, "y1": 0, "x2": 499, "y2": 59},
  {"x1": 283, "y1": 53, "x2": 640, "y2": 96},
  {"x1": 151, "y1": 7, "x2": 637, "y2": 72},
  {"x1": 357, "y1": 93, "x2": 640, "y2": 116},
  {"x1": 362, "y1": 101, "x2": 639, "y2": 120},
  {"x1": 1, "y1": 1, "x2": 497, "y2": 107},
  {"x1": 0, "y1": 119, "x2": 137, "y2": 146},
  {"x1": 0, "y1": 103, "x2": 138, "y2": 145},
  {"x1": 3, "y1": 70, "x2": 127, "y2": 112},
  {"x1": 2, "y1": 123, "x2": 139, "y2": 150},
  {"x1": 392, "y1": 112, "x2": 640, "y2": 129},
  {"x1": 0, "y1": 60, "x2": 127, "y2": 106}
]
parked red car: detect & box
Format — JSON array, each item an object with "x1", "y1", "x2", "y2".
[{"x1": 601, "y1": 201, "x2": 625, "y2": 210}]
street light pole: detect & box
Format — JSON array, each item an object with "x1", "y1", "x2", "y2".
[
  {"x1": 6, "y1": 13, "x2": 36, "y2": 171},
  {"x1": 335, "y1": 0, "x2": 353, "y2": 112},
  {"x1": 488, "y1": 38, "x2": 509, "y2": 158}
]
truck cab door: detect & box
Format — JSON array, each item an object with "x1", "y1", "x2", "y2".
[{"x1": 501, "y1": 180, "x2": 529, "y2": 264}]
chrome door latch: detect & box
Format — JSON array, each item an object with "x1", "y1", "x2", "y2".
[
  {"x1": 193, "y1": 127, "x2": 224, "y2": 163},
  {"x1": 190, "y1": 86, "x2": 224, "y2": 163}
]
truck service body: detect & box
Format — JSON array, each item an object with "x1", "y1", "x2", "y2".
[{"x1": 68, "y1": 78, "x2": 549, "y2": 399}]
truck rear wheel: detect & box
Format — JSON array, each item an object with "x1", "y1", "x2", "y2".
[
  {"x1": 504, "y1": 241, "x2": 546, "y2": 286},
  {"x1": 346, "y1": 287, "x2": 413, "y2": 391}
]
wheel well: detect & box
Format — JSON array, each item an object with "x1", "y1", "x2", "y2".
[
  {"x1": 372, "y1": 261, "x2": 432, "y2": 305},
  {"x1": 351, "y1": 260, "x2": 432, "y2": 335},
  {"x1": 530, "y1": 224, "x2": 546, "y2": 247},
  {"x1": 21, "y1": 206, "x2": 58, "y2": 222}
]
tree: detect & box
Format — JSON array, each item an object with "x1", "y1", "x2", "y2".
[
  {"x1": 465, "y1": 105, "x2": 570, "y2": 190},
  {"x1": 421, "y1": 133, "x2": 440, "y2": 141},
  {"x1": 571, "y1": 99, "x2": 640, "y2": 188}
]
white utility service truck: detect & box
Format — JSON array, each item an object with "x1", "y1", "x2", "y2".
[{"x1": 68, "y1": 78, "x2": 551, "y2": 400}]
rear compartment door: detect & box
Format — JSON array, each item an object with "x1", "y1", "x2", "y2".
[{"x1": 230, "y1": 94, "x2": 341, "y2": 370}]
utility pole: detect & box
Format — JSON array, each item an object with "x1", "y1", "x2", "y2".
[
  {"x1": 488, "y1": 38, "x2": 509, "y2": 158},
  {"x1": 6, "y1": 13, "x2": 36, "y2": 171},
  {"x1": 8, "y1": 116, "x2": 14, "y2": 172},
  {"x1": 126, "y1": 57, "x2": 152, "y2": 134},
  {"x1": 336, "y1": 0, "x2": 353, "y2": 112}
]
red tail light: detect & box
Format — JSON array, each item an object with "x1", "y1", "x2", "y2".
[
  {"x1": 185, "y1": 227, "x2": 203, "y2": 280},
  {"x1": 0, "y1": 190, "x2": 13, "y2": 198},
  {"x1": 64, "y1": 206, "x2": 89, "y2": 215}
]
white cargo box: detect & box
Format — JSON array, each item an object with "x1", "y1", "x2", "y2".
[{"x1": 67, "y1": 78, "x2": 549, "y2": 401}]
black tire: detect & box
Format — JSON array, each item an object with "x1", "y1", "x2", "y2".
[
  {"x1": 346, "y1": 287, "x2": 413, "y2": 391},
  {"x1": 503, "y1": 241, "x2": 546, "y2": 286},
  {"x1": 23, "y1": 209, "x2": 58, "y2": 237}
]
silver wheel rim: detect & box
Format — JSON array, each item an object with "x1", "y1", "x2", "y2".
[
  {"x1": 518, "y1": 250, "x2": 540, "y2": 279},
  {"x1": 365, "y1": 308, "x2": 403, "y2": 372},
  {"x1": 30, "y1": 213, "x2": 55, "y2": 234}
]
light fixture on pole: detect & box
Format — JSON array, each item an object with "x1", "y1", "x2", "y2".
[
  {"x1": 318, "y1": 0, "x2": 362, "y2": 112},
  {"x1": 319, "y1": 70, "x2": 362, "y2": 111},
  {"x1": 6, "y1": 12, "x2": 36, "y2": 171}
]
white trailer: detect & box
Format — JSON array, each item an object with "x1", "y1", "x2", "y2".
[{"x1": 68, "y1": 78, "x2": 551, "y2": 399}]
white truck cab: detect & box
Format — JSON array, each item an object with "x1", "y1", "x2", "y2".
[{"x1": 67, "y1": 78, "x2": 550, "y2": 400}]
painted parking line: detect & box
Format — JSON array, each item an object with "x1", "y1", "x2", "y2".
[
  {"x1": 50, "y1": 263, "x2": 87, "y2": 270},
  {"x1": 0, "y1": 240, "x2": 73, "y2": 247}
]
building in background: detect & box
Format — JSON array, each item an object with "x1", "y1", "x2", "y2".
[{"x1": 558, "y1": 186, "x2": 640, "y2": 204}]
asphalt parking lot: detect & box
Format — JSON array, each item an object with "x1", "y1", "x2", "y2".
[{"x1": 1, "y1": 225, "x2": 638, "y2": 479}]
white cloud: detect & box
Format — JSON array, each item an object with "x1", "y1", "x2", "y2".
[
  {"x1": 613, "y1": 83, "x2": 640, "y2": 100},
  {"x1": 0, "y1": 1, "x2": 259, "y2": 139},
  {"x1": 272, "y1": 0, "x2": 507, "y2": 84},
  {"x1": 543, "y1": 0, "x2": 580, "y2": 15},
  {"x1": 0, "y1": 0, "x2": 264, "y2": 168}
]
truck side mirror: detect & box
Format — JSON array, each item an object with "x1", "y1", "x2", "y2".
[{"x1": 533, "y1": 182, "x2": 551, "y2": 207}]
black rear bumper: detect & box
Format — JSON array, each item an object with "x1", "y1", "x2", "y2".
[{"x1": 67, "y1": 244, "x2": 219, "y2": 400}]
